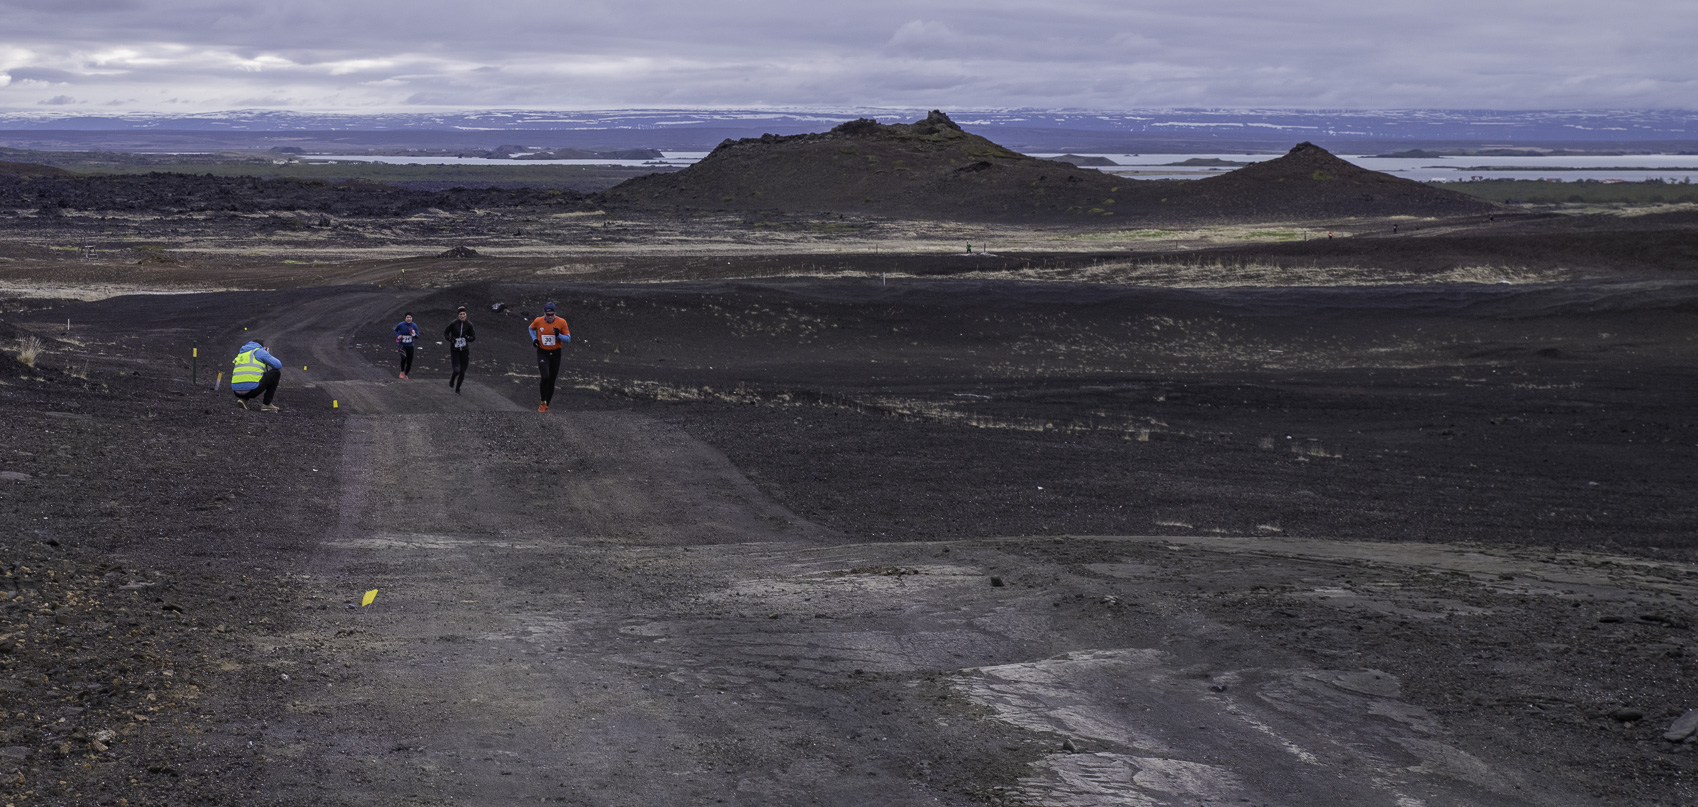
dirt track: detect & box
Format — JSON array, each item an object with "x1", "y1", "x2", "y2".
[
  {"x1": 5, "y1": 266, "x2": 1694, "y2": 805},
  {"x1": 3, "y1": 196, "x2": 1698, "y2": 807},
  {"x1": 200, "y1": 285, "x2": 1698, "y2": 806}
]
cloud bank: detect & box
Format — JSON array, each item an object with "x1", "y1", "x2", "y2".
[{"x1": 1, "y1": 0, "x2": 1692, "y2": 112}]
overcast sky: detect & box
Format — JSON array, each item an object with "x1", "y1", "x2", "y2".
[{"x1": 1, "y1": 0, "x2": 1692, "y2": 112}]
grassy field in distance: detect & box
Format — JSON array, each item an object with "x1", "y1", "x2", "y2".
[{"x1": 1443, "y1": 178, "x2": 1698, "y2": 206}]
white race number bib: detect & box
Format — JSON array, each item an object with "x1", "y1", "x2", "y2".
[
  {"x1": 454, "y1": 337, "x2": 467, "y2": 349},
  {"x1": 540, "y1": 334, "x2": 557, "y2": 346},
  {"x1": 400, "y1": 335, "x2": 413, "y2": 344}
]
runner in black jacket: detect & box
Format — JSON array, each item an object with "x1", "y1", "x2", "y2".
[{"x1": 443, "y1": 307, "x2": 476, "y2": 393}]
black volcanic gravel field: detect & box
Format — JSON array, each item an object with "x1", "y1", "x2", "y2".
[
  {"x1": 4, "y1": 266, "x2": 1698, "y2": 804},
  {"x1": 360, "y1": 276, "x2": 1698, "y2": 556}
]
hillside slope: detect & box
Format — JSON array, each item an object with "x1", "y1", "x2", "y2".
[
  {"x1": 0, "y1": 160, "x2": 74, "y2": 177},
  {"x1": 1179, "y1": 141, "x2": 1499, "y2": 220},
  {"x1": 602, "y1": 116, "x2": 1501, "y2": 224},
  {"x1": 600, "y1": 111, "x2": 1127, "y2": 223}
]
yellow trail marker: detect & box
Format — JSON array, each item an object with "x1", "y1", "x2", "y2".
[
  {"x1": 333, "y1": 400, "x2": 339, "y2": 408},
  {"x1": 303, "y1": 366, "x2": 308, "y2": 370},
  {"x1": 361, "y1": 589, "x2": 379, "y2": 607}
]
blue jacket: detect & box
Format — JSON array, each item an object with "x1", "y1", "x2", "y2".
[
  {"x1": 232, "y1": 341, "x2": 281, "y2": 391},
  {"x1": 394, "y1": 321, "x2": 419, "y2": 345}
]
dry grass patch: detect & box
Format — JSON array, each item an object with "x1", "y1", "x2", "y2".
[
  {"x1": 14, "y1": 335, "x2": 43, "y2": 367},
  {"x1": 880, "y1": 257, "x2": 1571, "y2": 289}
]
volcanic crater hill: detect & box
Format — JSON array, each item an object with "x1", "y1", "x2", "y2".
[
  {"x1": 598, "y1": 110, "x2": 1129, "y2": 223},
  {"x1": 1179, "y1": 141, "x2": 1501, "y2": 220},
  {"x1": 601, "y1": 116, "x2": 1503, "y2": 224}
]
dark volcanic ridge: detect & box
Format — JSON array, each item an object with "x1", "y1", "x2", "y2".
[
  {"x1": 0, "y1": 159, "x2": 73, "y2": 177},
  {"x1": 599, "y1": 111, "x2": 1126, "y2": 223},
  {"x1": 0, "y1": 172, "x2": 587, "y2": 217},
  {"x1": 599, "y1": 113, "x2": 1498, "y2": 223},
  {"x1": 1183, "y1": 141, "x2": 1499, "y2": 220}
]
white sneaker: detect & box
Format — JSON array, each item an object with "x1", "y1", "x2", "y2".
[
  {"x1": 260, "y1": 403, "x2": 282, "y2": 413},
  {"x1": 236, "y1": 399, "x2": 249, "y2": 410}
]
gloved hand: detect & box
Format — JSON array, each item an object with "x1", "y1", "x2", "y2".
[{"x1": 533, "y1": 340, "x2": 541, "y2": 349}]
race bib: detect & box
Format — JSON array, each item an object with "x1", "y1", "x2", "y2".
[
  {"x1": 400, "y1": 335, "x2": 413, "y2": 344},
  {"x1": 540, "y1": 334, "x2": 557, "y2": 346},
  {"x1": 454, "y1": 337, "x2": 467, "y2": 349}
]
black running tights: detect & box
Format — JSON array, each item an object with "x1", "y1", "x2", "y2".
[
  {"x1": 449, "y1": 348, "x2": 469, "y2": 390},
  {"x1": 536, "y1": 348, "x2": 561, "y2": 403}
]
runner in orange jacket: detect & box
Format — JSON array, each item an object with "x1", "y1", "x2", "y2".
[{"x1": 528, "y1": 301, "x2": 571, "y2": 413}]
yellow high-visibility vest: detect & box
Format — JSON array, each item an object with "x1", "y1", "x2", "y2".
[{"x1": 232, "y1": 349, "x2": 267, "y2": 385}]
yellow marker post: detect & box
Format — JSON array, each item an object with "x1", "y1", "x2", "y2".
[
  {"x1": 362, "y1": 589, "x2": 379, "y2": 607},
  {"x1": 333, "y1": 400, "x2": 339, "y2": 409}
]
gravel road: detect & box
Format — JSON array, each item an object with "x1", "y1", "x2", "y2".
[
  {"x1": 5, "y1": 276, "x2": 1696, "y2": 806},
  {"x1": 203, "y1": 288, "x2": 1696, "y2": 806}
]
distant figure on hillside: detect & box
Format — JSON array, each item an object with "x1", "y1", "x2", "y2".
[
  {"x1": 393, "y1": 313, "x2": 419, "y2": 379},
  {"x1": 528, "y1": 301, "x2": 572, "y2": 413},
  {"x1": 443, "y1": 306, "x2": 476, "y2": 394},
  {"x1": 231, "y1": 339, "x2": 283, "y2": 412}
]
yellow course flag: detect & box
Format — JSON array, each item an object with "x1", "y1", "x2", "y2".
[{"x1": 362, "y1": 589, "x2": 379, "y2": 607}]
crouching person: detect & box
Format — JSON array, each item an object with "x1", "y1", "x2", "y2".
[{"x1": 232, "y1": 339, "x2": 284, "y2": 412}]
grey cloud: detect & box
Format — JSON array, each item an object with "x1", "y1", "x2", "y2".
[
  {"x1": 0, "y1": 0, "x2": 1692, "y2": 111},
  {"x1": 6, "y1": 68, "x2": 83, "y2": 83},
  {"x1": 0, "y1": 0, "x2": 138, "y2": 9},
  {"x1": 233, "y1": 95, "x2": 301, "y2": 106},
  {"x1": 38, "y1": 94, "x2": 79, "y2": 105}
]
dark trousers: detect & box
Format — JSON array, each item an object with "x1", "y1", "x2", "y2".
[
  {"x1": 449, "y1": 348, "x2": 469, "y2": 390},
  {"x1": 399, "y1": 343, "x2": 415, "y2": 373},
  {"x1": 536, "y1": 348, "x2": 562, "y2": 403},
  {"x1": 234, "y1": 368, "x2": 280, "y2": 405}
]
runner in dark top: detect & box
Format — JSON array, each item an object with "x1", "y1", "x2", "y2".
[{"x1": 443, "y1": 306, "x2": 476, "y2": 394}]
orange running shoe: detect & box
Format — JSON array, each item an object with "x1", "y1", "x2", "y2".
[
  {"x1": 399, "y1": 372, "x2": 408, "y2": 379},
  {"x1": 538, "y1": 402, "x2": 549, "y2": 413}
]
